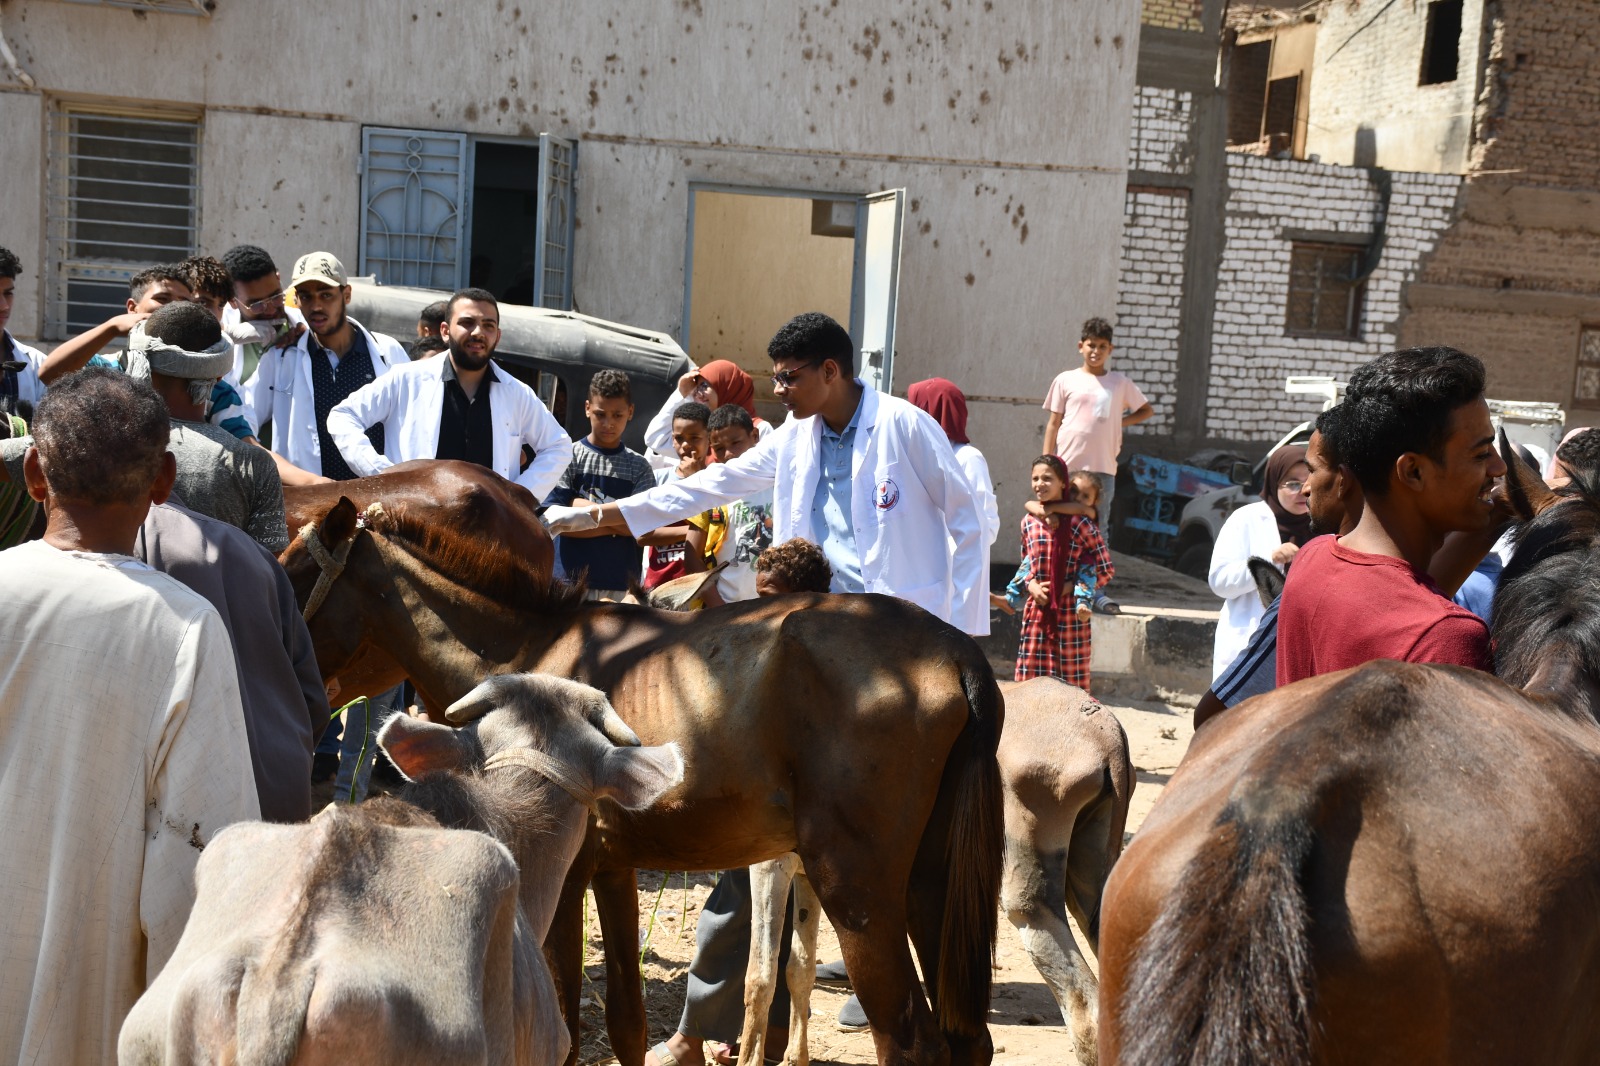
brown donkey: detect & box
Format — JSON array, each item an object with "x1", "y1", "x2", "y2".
[
  {"x1": 280, "y1": 483, "x2": 1005, "y2": 1066},
  {"x1": 1099, "y1": 441, "x2": 1600, "y2": 1065}
]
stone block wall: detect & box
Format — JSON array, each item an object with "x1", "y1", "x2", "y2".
[
  {"x1": 1205, "y1": 157, "x2": 1462, "y2": 439},
  {"x1": 1127, "y1": 85, "x2": 1194, "y2": 174},
  {"x1": 1115, "y1": 188, "x2": 1189, "y2": 433},
  {"x1": 1141, "y1": 0, "x2": 1204, "y2": 33}
]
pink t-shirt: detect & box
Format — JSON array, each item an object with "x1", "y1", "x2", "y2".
[{"x1": 1042, "y1": 368, "x2": 1148, "y2": 475}]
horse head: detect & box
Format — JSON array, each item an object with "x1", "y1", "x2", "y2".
[{"x1": 1491, "y1": 428, "x2": 1600, "y2": 712}]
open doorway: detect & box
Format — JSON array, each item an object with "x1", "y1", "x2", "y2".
[
  {"x1": 685, "y1": 189, "x2": 856, "y2": 422},
  {"x1": 468, "y1": 140, "x2": 540, "y2": 304}
]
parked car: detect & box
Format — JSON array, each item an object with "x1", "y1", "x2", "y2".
[
  {"x1": 1169, "y1": 376, "x2": 1565, "y2": 580},
  {"x1": 346, "y1": 280, "x2": 691, "y2": 452}
]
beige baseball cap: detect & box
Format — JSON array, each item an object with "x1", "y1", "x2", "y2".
[{"x1": 288, "y1": 251, "x2": 348, "y2": 291}]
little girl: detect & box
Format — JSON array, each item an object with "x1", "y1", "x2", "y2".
[
  {"x1": 1014, "y1": 456, "x2": 1115, "y2": 690},
  {"x1": 999, "y1": 469, "x2": 1117, "y2": 618}
]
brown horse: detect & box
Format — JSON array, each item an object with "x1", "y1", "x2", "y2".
[
  {"x1": 280, "y1": 480, "x2": 1004, "y2": 1066},
  {"x1": 1098, "y1": 445, "x2": 1600, "y2": 1065}
]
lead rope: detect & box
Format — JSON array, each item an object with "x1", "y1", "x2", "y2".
[
  {"x1": 299, "y1": 502, "x2": 385, "y2": 621},
  {"x1": 482, "y1": 746, "x2": 601, "y2": 812}
]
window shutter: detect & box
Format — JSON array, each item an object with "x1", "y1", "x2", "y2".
[
  {"x1": 359, "y1": 128, "x2": 467, "y2": 289},
  {"x1": 533, "y1": 133, "x2": 577, "y2": 310}
]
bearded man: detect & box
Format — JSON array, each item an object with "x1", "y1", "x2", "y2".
[{"x1": 327, "y1": 286, "x2": 571, "y2": 501}]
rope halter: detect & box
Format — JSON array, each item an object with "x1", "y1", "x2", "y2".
[
  {"x1": 299, "y1": 502, "x2": 385, "y2": 621},
  {"x1": 482, "y1": 746, "x2": 601, "y2": 812}
]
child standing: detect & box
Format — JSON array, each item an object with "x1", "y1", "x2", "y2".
[
  {"x1": 1015, "y1": 455, "x2": 1114, "y2": 690},
  {"x1": 1041, "y1": 317, "x2": 1154, "y2": 526},
  {"x1": 639, "y1": 401, "x2": 711, "y2": 590},
  {"x1": 547, "y1": 369, "x2": 658, "y2": 599},
  {"x1": 685, "y1": 404, "x2": 774, "y2": 606}
]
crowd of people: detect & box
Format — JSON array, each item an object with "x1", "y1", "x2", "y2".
[{"x1": 5, "y1": 228, "x2": 1558, "y2": 1063}]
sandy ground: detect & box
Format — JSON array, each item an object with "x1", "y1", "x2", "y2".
[{"x1": 571, "y1": 695, "x2": 1197, "y2": 1066}]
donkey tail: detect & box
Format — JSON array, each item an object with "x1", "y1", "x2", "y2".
[
  {"x1": 934, "y1": 658, "x2": 1006, "y2": 1038},
  {"x1": 1119, "y1": 794, "x2": 1317, "y2": 1066}
]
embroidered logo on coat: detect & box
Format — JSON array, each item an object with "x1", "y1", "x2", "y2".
[{"x1": 875, "y1": 478, "x2": 900, "y2": 511}]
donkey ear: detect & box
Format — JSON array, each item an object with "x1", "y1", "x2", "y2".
[
  {"x1": 1500, "y1": 426, "x2": 1558, "y2": 521},
  {"x1": 1247, "y1": 556, "x2": 1286, "y2": 608},
  {"x1": 377, "y1": 714, "x2": 472, "y2": 781},
  {"x1": 319, "y1": 496, "x2": 361, "y2": 549},
  {"x1": 592, "y1": 742, "x2": 684, "y2": 810},
  {"x1": 646, "y1": 562, "x2": 728, "y2": 611}
]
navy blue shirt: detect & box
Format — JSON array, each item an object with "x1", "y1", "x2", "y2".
[{"x1": 547, "y1": 437, "x2": 656, "y2": 592}]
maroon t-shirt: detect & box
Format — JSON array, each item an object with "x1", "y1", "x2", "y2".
[{"x1": 1276, "y1": 535, "x2": 1493, "y2": 686}]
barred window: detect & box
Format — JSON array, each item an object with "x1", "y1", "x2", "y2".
[
  {"x1": 1285, "y1": 242, "x2": 1365, "y2": 340},
  {"x1": 45, "y1": 108, "x2": 200, "y2": 338}
]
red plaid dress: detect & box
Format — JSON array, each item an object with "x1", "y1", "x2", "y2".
[{"x1": 1014, "y1": 513, "x2": 1115, "y2": 689}]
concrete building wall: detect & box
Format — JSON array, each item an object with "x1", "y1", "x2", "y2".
[
  {"x1": 1303, "y1": 0, "x2": 1486, "y2": 174},
  {"x1": 0, "y1": 0, "x2": 1141, "y2": 563},
  {"x1": 1207, "y1": 156, "x2": 1462, "y2": 439},
  {"x1": 0, "y1": 92, "x2": 44, "y2": 336}
]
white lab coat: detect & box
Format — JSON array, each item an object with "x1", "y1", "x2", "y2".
[
  {"x1": 617, "y1": 383, "x2": 989, "y2": 635},
  {"x1": 3, "y1": 333, "x2": 47, "y2": 409},
  {"x1": 954, "y1": 443, "x2": 999, "y2": 549},
  {"x1": 220, "y1": 304, "x2": 307, "y2": 385},
  {"x1": 327, "y1": 354, "x2": 573, "y2": 501},
  {"x1": 240, "y1": 318, "x2": 401, "y2": 477},
  {"x1": 1208, "y1": 499, "x2": 1285, "y2": 680},
  {"x1": 643, "y1": 388, "x2": 774, "y2": 468}
]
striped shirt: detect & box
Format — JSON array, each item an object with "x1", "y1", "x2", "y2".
[{"x1": 548, "y1": 438, "x2": 656, "y2": 591}]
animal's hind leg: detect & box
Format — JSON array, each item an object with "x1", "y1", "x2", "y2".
[
  {"x1": 548, "y1": 850, "x2": 596, "y2": 1066},
  {"x1": 1003, "y1": 841, "x2": 1097, "y2": 1064},
  {"x1": 738, "y1": 854, "x2": 799, "y2": 1066},
  {"x1": 594, "y1": 867, "x2": 648, "y2": 1066},
  {"x1": 778, "y1": 867, "x2": 820, "y2": 1066}
]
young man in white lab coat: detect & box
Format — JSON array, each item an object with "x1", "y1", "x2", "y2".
[
  {"x1": 326, "y1": 287, "x2": 572, "y2": 502},
  {"x1": 547, "y1": 311, "x2": 988, "y2": 636},
  {"x1": 239, "y1": 252, "x2": 404, "y2": 483}
]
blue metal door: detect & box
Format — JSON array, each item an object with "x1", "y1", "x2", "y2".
[{"x1": 359, "y1": 128, "x2": 467, "y2": 289}]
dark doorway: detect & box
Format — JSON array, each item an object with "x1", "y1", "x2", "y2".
[
  {"x1": 469, "y1": 141, "x2": 540, "y2": 304},
  {"x1": 1420, "y1": 0, "x2": 1463, "y2": 85}
]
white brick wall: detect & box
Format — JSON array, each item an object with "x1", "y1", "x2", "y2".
[
  {"x1": 1127, "y1": 86, "x2": 1193, "y2": 174},
  {"x1": 1205, "y1": 156, "x2": 1463, "y2": 438},
  {"x1": 1115, "y1": 189, "x2": 1188, "y2": 433}
]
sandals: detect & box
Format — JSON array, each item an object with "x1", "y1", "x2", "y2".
[{"x1": 648, "y1": 1042, "x2": 685, "y2": 1066}]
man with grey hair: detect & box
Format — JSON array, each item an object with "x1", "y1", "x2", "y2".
[
  {"x1": 0, "y1": 368, "x2": 258, "y2": 1064},
  {"x1": 139, "y1": 300, "x2": 288, "y2": 552}
]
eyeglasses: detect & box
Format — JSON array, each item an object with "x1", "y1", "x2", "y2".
[
  {"x1": 770, "y1": 361, "x2": 822, "y2": 388},
  {"x1": 1281, "y1": 480, "x2": 1307, "y2": 493},
  {"x1": 239, "y1": 290, "x2": 285, "y2": 314}
]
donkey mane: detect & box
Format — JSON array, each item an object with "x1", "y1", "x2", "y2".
[
  {"x1": 372, "y1": 503, "x2": 588, "y2": 613},
  {"x1": 1493, "y1": 469, "x2": 1600, "y2": 691}
]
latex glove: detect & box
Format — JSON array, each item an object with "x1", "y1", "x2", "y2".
[
  {"x1": 544, "y1": 503, "x2": 602, "y2": 534},
  {"x1": 222, "y1": 319, "x2": 279, "y2": 346}
]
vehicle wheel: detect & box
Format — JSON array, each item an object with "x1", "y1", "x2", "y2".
[{"x1": 1174, "y1": 543, "x2": 1211, "y2": 581}]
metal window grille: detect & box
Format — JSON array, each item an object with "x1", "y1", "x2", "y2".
[
  {"x1": 359, "y1": 128, "x2": 468, "y2": 289},
  {"x1": 533, "y1": 133, "x2": 576, "y2": 310},
  {"x1": 1574, "y1": 327, "x2": 1600, "y2": 407},
  {"x1": 1284, "y1": 242, "x2": 1366, "y2": 340},
  {"x1": 44, "y1": 108, "x2": 200, "y2": 339}
]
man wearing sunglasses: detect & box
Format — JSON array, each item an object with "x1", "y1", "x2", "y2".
[
  {"x1": 220, "y1": 244, "x2": 307, "y2": 388},
  {"x1": 547, "y1": 311, "x2": 989, "y2": 637}
]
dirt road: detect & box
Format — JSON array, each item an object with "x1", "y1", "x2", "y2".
[{"x1": 575, "y1": 695, "x2": 1195, "y2": 1066}]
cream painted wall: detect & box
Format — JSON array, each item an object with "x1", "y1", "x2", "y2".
[
  {"x1": 687, "y1": 190, "x2": 853, "y2": 387},
  {"x1": 0, "y1": 0, "x2": 1139, "y2": 561},
  {"x1": 0, "y1": 92, "x2": 45, "y2": 338}
]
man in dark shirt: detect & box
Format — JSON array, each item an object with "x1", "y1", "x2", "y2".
[{"x1": 1276, "y1": 347, "x2": 1506, "y2": 685}]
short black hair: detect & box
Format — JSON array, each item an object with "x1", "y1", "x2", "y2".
[
  {"x1": 708, "y1": 404, "x2": 754, "y2": 434},
  {"x1": 33, "y1": 367, "x2": 170, "y2": 505},
  {"x1": 1313, "y1": 404, "x2": 1346, "y2": 467},
  {"x1": 419, "y1": 300, "x2": 449, "y2": 332},
  {"x1": 672, "y1": 401, "x2": 711, "y2": 427},
  {"x1": 1082, "y1": 317, "x2": 1114, "y2": 343},
  {"x1": 0, "y1": 245, "x2": 22, "y2": 280},
  {"x1": 768, "y1": 312, "x2": 854, "y2": 376},
  {"x1": 588, "y1": 368, "x2": 632, "y2": 403},
  {"x1": 1341, "y1": 346, "x2": 1487, "y2": 497},
  {"x1": 445, "y1": 287, "x2": 498, "y2": 321},
  {"x1": 178, "y1": 255, "x2": 232, "y2": 302},
  {"x1": 147, "y1": 300, "x2": 223, "y2": 351},
  {"x1": 407, "y1": 335, "x2": 447, "y2": 360},
  {"x1": 221, "y1": 244, "x2": 277, "y2": 284},
  {"x1": 128, "y1": 265, "x2": 190, "y2": 302},
  {"x1": 1557, "y1": 429, "x2": 1600, "y2": 482},
  {"x1": 755, "y1": 537, "x2": 833, "y2": 594}
]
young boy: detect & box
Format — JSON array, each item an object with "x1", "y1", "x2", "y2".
[
  {"x1": 547, "y1": 369, "x2": 658, "y2": 599},
  {"x1": 1041, "y1": 317, "x2": 1154, "y2": 524},
  {"x1": 755, "y1": 538, "x2": 834, "y2": 596},
  {"x1": 178, "y1": 254, "x2": 257, "y2": 445},
  {"x1": 686, "y1": 405, "x2": 774, "y2": 606},
  {"x1": 639, "y1": 401, "x2": 711, "y2": 590}
]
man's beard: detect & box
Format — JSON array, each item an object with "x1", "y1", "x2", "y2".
[
  {"x1": 312, "y1": 306, "x2": 346, "y2": 340},
  {"x1": 449, "y1": 338, "x2": 493, "y2": 372},
  {"x1": 1307, "y1": 511, "x2": 1333, "y2": 537}
]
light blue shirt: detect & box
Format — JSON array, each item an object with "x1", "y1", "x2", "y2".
[{"x1": 811, "y1": 390, "x2": 866, "y2": 592}]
